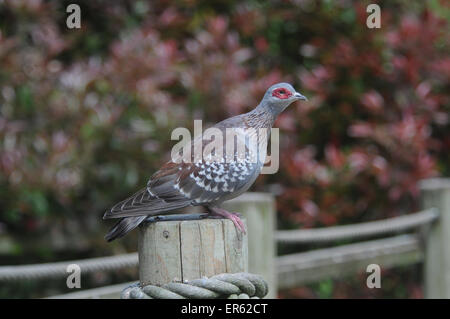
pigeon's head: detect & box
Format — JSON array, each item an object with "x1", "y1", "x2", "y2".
[{"x1": 262, "y1": 82, "x2": 307, "y2": 115}]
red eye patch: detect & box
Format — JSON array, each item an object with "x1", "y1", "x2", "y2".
[{"x1": 272, "y1": 88, "x2": 292, "y2": 99}]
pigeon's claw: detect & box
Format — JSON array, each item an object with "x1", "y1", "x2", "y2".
[{"x1": 208, "y1": 207, "x2": 246, "y2": 234}]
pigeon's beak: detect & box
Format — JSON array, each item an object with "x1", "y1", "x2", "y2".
[{"x1": 294, "y1": 92, "x2": 308, "y2": 101}]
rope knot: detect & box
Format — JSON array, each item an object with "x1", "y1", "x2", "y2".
[{"x1": 121, "y1": 272, "x2": 268, "y2": 299}]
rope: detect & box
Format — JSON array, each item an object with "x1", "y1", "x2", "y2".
[
  {"x1": 276, "y1": 208, "x2": 439, "y2": 244},
  {"x1": 121, "y1": 272, "x2": 268, "y2": 299},
  {"x1": 0, "y1": 253, "x2": 138, "y2": 281}
]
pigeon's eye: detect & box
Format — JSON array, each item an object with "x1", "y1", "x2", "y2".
[{"x1": 272, "y1": 88, "x2": 292, "y2": 99}]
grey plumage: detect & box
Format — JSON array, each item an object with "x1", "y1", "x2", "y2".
[{"x1": 104, "y1": 83, "x2": 307, "y2": 241}]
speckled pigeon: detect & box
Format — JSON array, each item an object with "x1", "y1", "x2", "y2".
[{"x1": 104, "y1": 83, "x2": 307, "y2": 241}]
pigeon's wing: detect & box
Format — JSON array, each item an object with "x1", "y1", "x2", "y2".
[
  {"x1": 103, "y1": 158, "x2": 259, "y2": 219},
  {"x1": 103, "y1": 161, "x2": 194, "y2": 219}
]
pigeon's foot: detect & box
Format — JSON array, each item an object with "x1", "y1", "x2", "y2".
[{"x1": 207, "y1": 207, "x2": 246, "y2": 234}]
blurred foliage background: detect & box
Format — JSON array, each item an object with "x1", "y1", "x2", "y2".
[{"x1": 0, "y1": 0, "x2": 448, "y2": 298}]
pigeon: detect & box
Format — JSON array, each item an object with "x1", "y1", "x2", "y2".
[{"x1": 104, "y1": 82, "x2": 307, "y2": 241}]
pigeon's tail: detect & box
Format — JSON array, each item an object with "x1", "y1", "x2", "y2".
[{"x1": 105, "y1": 216, "x2": 147, "y2": 242}]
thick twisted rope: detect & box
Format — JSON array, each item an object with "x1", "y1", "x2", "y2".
[
  {"x1": 276, "y1": 208, "x2": 438, "y2": 244},
  {"x1": 0, "y1": 253, "x2": 138, "y2": 281},
  {"x1": 121, "y1": 272, "x2": 268, "y2": 299}
]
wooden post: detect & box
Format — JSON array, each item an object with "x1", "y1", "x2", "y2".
[
  {"x1": 222, "y1": 192, "x2": 277, "y2": 298},
  {"x1": 138, "y1": 218, "x2": 248, "y2": 286},
  {"x1": 420, "y1": 178, "x2": 450, "y2": 298}
]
